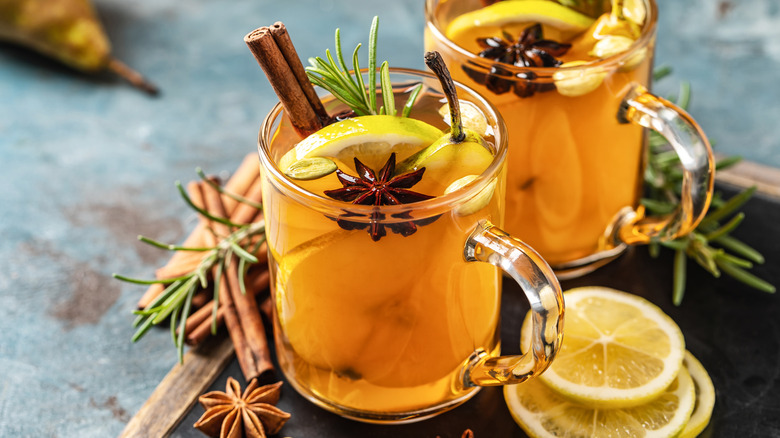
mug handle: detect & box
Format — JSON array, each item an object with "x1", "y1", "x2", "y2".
[
  {"x1": 610, "y1": 84, "x2": 715, "y2": 246},
  {"x1": 461, "y1": 220, "x2": 564, "y2": 386}
]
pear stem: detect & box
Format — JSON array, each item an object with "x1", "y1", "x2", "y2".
[
  {"x1": 107, "y1": 58, "x2": 159, "y2": 96},
  {"x1": 424, "y1": 51, "x2": 465, "y2": 143}
]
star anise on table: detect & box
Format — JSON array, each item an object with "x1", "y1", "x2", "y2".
[
  {"x1": 464, "y1": 23, "x2": 571, "y2": 98},
  {"x1": 323, "y1": 152, "x2": 437, "y2": 241},
  {"x1": 193, "y1": 377, "x2": 290, "y2": 438}
]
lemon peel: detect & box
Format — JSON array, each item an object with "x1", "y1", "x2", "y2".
[
  {"x1": 679, "y1": 351, "x2": 716, "y2": 438},
  {"x1": 278, "y1": 115, "x2": 442, "y2": 172}
]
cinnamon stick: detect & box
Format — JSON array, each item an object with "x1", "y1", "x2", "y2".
[
  {"x1": 137, "y1": 283, "x2": 165, "y2": 311},
  {"x1": 259, "y1": 293, "x2": 274, "y2": 322},
  {"x1": 136, "y1": 154, "x2": 260, "y2": 309},
  {"x1": 246, "y1": 262, "x2": 270, "y2": 293},
  {"x1": 154, "y1": 250, "x2": 206, "y2": 280},
  {"x1": 221, "y1": 153, "x2": 262, "y2": 214},
  {"x1": 268, "y1": 22, "x2": 329, "y2": 123},
  {"x1": 245, "y1": 23, "x2": 326, "y2": 137},
  {"x1": 201, "y1": 181, "x2": 274, "y2": 381},
  {"x1": 230, "y1": 176, "x2": 264, "y2": 225},
  {"x1": 190, "y1": 181, "x2": 261, "y2": 381},
  {"x1": 155, "y1": 172, "x2": 263, "y2": 279},
  {"x1": 190, "y1": 288, "x2": 210, "y2": 310},
  {"x1": 184, "y1": 267, "x2": 270, "y2": 346}
]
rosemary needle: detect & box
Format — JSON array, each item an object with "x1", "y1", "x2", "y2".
[
  {"x1": 305, "y1": 16, "x2": 421, "y2": 118},
  {"x1": 645, "y1": 68, "x2": 774, "y2": 303}
]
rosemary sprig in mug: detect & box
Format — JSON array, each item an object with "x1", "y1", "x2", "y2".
[{"x1": 643, "y1": 67, "x2": 775, "y2": 305}]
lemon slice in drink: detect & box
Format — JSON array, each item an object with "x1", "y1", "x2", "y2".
[
  {"x1": 504, "y1": 364, "x2": 696, "y2": 438},
  {"x1": 679, "y1": 351, "x2": 716, "y2": 438},
  {"x1": 278, "y1": 115, "x2": 443, "y2": 172},
  {"x1": 521, "y1": 287, "x2": 685, "y2": 408},
  {"x1": 445, "y1": 1, "x2": 594, "y2": 52}
]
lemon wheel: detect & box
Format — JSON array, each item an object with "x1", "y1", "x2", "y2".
[
  {"x1": 278, "y1": 115, "x2": 442, "y2": 172},
  {"x1": 679, "y1": 351, "x2": 716, "y2": 438},
  {"x1": 521, "y1": 287, "x2": 686, "y2": 408},
  {"x1": 504, "y1": 364, "x2": 696, "y2": 438}
]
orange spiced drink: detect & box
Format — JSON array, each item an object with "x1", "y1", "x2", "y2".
[
  {"x1": 262, "y1": 72, "x2": 502, "y2": 420},
  {"x1": 426, "y1": 0, "x2": 714, "y2": 276},
  {"x1": 249, "y1": 19, "x2": 563, "y2": 423}
]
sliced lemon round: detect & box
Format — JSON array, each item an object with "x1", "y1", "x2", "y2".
[
  {"x1": 277, "y1": 115, "x2": 443, "y2": 173},
  {"x1": 521, "y1": 286, "x2": 686, "y2": 408},
  {"x1": 445, "y1": 1, "x2": 594, "y2": 52},
  {"x1": 504, "y1": 364, "x2": 696, "y2": 438},
  {"x1": 679, "y1": 351, "x2": 716, "y2": 438}
]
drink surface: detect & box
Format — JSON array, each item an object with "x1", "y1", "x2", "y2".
[
  {"x1": 261, "y1": 84, "x2": 505, "y2": 415},
  {"x1": 428, "y1": 0, "x2": 653, "y2": 265}
]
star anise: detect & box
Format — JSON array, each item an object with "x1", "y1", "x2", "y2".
[
  {"x1": 323, "y1": 152, "x2": 437, "y2": 241},
  {"x1": 193, "y1": 377, "x2": 290, "y2": 438},
  {"x1": 463, "y1": 23, "x2": 571, "y2": 98}
]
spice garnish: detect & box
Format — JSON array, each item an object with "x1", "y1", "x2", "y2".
[
  {"x1": 323, "y1": 153, "x2": 435, "y2": 241},
  {"x1": 306, "y1": 16, "x2": 423, "y2": 117},
  {"x1": 194, "y1": 378, "x2": 290, "y2": 438},
  {"x1": 464, "y1": 23, "x2": 570, "y2": 97},
  {"x1": 114, "y1": 163, "x2": 268, "y2": 368},
  {"x1": 479, "y1": 24, "x2": 570, "y2": 67}
]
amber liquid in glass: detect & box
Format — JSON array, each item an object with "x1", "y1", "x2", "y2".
[
  {"x1": 428, "y1": 0, "x2": 653, "y2": 265},
  {"x1": 262, "y1": 87, "x2": 504, "y2": 415}
]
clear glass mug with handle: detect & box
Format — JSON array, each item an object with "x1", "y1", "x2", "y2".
[
  {"x1": 257, "y1": 67, "x2": 563, "y2": 423},
  {"x1": 425, "y1": 0, "x2": 715, "y2": 278}
]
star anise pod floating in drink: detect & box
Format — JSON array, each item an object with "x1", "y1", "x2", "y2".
[
  {"x1": 193, "y1": 377, "x2": 290, "y2": 438},
  {"x1": 463, "y1": 23, "x2": 571, "y2": 98},
  {"x1": 323, "y1": 153, "x2": 437, "y2": 241}
]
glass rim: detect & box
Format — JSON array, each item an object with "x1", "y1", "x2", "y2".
[
  {"x1": 257, "y1": 67, "x2": 508, "y2": 221},
  {"x1": 424, "y1": 0, "x2": 659, "y2": 75}
]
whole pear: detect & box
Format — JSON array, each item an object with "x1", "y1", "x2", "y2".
[{"x1": 0, "y1": 0, "x2": 157, "y2": 94}]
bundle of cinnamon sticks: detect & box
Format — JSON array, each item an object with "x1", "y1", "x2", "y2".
[{"x1": 136, "y1": 153, "x2": 274, "y2": 382}]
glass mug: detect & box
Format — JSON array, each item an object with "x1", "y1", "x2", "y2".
[
  {"x1": 257, "y1": 68, "x2": 564, "y2": 423},
  {"x1": 425, "y1": 0, "x2": 715, "y2": 278}
]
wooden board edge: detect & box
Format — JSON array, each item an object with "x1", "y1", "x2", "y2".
[
  {"x1": 716, "y1": 158, "x2": 780, "y2": 198},
  {"x1": 118, "y1": 332, "x2": 235, "y2": 438}
]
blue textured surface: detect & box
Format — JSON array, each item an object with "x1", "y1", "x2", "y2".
[{"x1": 0, "y1": 0, "x2": 778, "y2": 436}]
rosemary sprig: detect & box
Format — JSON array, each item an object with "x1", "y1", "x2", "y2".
[
  {"x1": 113, "y1": 171, "x2": 266, "y2": 362},
  {"x1": 644, "y1": 68, "x2": 775, "y2": 304},
  {"x1": 305, "y1": 16, "x2": 422, "y2": 117}
]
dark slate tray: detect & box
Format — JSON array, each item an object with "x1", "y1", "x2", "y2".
[{"x1": 171, "y1": 186, "x2": 780, "y2": 437}]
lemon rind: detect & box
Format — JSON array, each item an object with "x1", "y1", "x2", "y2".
[{"x1": 679, "y1": 350, "x2": 716, "y2": 438}]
